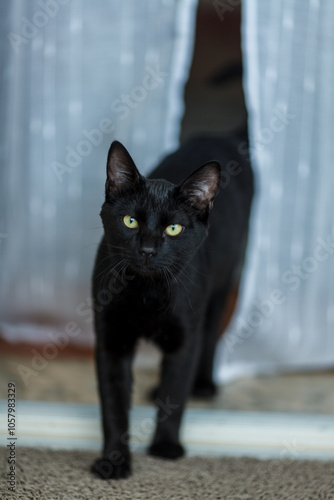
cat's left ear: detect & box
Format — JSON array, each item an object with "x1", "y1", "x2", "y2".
[
  {"x1": 178, "y1": 162, "x2": 221, "y2": 213},
  {"x1": 105, "y1": 141, "x2": 142, "y2": 200}
]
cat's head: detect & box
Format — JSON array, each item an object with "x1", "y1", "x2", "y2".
[{"x1": 100, "y1": 141, "x2": 220, "y2": 277}]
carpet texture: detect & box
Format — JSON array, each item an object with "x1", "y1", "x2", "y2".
[{"x1": 1, "y1": 447, "x2": 334, "y2": 500}]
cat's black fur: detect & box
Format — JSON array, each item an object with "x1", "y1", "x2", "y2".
[{"x1": 91, "y1": 135, "x2": 253, "y2": 479}]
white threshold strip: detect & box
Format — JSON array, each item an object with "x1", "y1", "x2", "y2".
[{"x1": 1, "y1": 400, "x2": 333, "y2": 461}]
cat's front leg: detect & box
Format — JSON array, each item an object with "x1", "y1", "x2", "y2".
[
  {"x1": 149, "y1": 328, "x2": 201, "y2": 460},
  {"x1": 91, "y1": 347, "x2": 133, "y2": 480}
]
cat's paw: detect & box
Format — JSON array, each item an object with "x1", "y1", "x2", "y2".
[
  {"x1": 148, "y1": 441, "x2": 184, "y2": 460},
  {"x1": 91, "y1": 457, "x2": 131, "y2": 480},
  {"x1": 192, "y1": 379, "x2": 217, "y2": 398}
]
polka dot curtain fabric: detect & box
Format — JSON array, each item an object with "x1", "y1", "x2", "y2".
[
  {"x1": 0, "y1": 0, "x2": 197, "y2": 343},
  {"x1": 216, "y1": 0, "x2": 334, "y2": 381}
]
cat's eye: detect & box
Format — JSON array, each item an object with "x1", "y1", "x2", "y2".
[
  {"x1": 165, "y1": 224, "x2": 183, "y2": 236},
  {"x1": 123, "y1": 215, "x2": 139, "y2": 229}
]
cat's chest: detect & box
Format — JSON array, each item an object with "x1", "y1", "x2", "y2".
[
  {"x1": 123, "y1": 276, "x2": 171, "y2": 305},
  {"x1": 116, "y1": 283, "x2": 184, "y2": 352},
  {"x1": 125, "y1": 286, "x2": 174, "y2": 326}
]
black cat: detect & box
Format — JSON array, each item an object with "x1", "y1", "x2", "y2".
[{"x1": 91, "y1": 135, "x2": 253, "y2": 479}]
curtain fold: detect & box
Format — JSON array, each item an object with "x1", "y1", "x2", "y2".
[
  {"x1": 0, "y1": 0, "x2": 198, "y2": 345},
  {"x1": 216, "y1": 0, "x2": 334, "y2": 382}
]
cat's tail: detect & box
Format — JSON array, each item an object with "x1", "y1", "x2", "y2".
[
  {"x1": 209, "y1": 60, "x2": 248, "y2": 144},
  {"x1": 209, "y1": 61, "x2": 243, "y2": 86},
  {"x1": 234, "y1": 123, "x2": 249, "y2": 144}
]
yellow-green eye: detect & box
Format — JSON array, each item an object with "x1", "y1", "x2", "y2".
[
  {"x1": 165, "y1": 224, "x2": 183, "y2": 236},
  {"x1": 123, "y1": 215, "x2": 138, "y2": 229}
]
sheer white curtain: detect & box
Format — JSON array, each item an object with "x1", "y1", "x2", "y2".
[
  {"x1": 217, "y1": 0, "x2": 334, "y2": 382},
  {"x1": 0, "y1": 0, "x2": 197, "y2": 345}
]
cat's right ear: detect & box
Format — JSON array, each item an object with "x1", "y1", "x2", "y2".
[{"x1": 105, "y1": 141, "x2": 142, "y2": 200}]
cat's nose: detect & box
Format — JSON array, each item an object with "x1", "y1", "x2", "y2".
[{"x1": 139, "y1": 246, "x2": 156, "y2": 259}]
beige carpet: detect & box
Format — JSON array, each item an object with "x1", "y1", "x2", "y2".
[{"x1": 1, "y1": 447, "x2": 333, "y2": 500}]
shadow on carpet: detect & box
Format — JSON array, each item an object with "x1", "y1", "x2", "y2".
[{"x1": 1, "y1": 447, "x2": 333, "y2": 499}]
